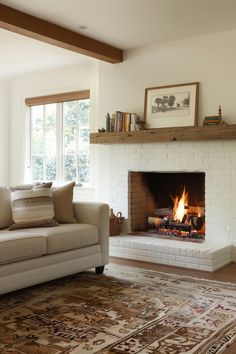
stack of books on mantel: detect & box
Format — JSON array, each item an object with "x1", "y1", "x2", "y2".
[
  {"x1": 203, "y1": 115, "x2": 222, "y2": 126},
  {"x1": 106, "y1": 111, "x2": 137, "y2": 132},
  {"x1": 203, "y1": 106, "x2": 224, "y2": 126}
]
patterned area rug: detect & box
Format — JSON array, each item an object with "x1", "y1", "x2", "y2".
[{"x1": 0, "y1": 265, "x2": 236, "y2": 354}]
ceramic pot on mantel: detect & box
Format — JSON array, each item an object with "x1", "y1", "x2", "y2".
[{"x1": 134, "y1": 121, "x2": 145, "y2": 130}]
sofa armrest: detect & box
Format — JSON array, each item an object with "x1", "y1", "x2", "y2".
[{"x1": 73, "y1": 202, "x2": 109, "y2": 265}]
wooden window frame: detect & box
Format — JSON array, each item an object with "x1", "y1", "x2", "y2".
[
  {"x1": 26, "y1": 90, "x2": 91, "y2": 186},
  {"x1": 25, "y1": 90, "x2": 90, "y2": 106}
]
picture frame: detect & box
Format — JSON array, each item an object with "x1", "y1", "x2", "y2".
[{"x1": 144, "y1": 82, "x2": 199, "y2": 129}]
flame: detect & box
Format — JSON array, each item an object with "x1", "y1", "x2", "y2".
[
  {"x1": 197, "y1": 207, "x2": 202, "y2": 218},
  {"x1": 173, "y1": 187, "x2": 188, "y2": 222}
]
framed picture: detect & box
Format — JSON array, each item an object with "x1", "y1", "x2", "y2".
[{"x1": 144, "y1": 82, "x2": 199, "y2": 129}]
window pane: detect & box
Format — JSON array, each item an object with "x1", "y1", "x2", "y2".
[
  {"x1": 31, "y1": 105, "x2": 44, "y2": 155},
  {"x1": 78, "y1": 127, "x2": 89, "y2": 147},
  {"x1": 45, "y1": 103, "x2": 56, "y2": 156},
  {"x1": 29, "y1": 93, "x2": 90, "y2": 186},
  {"x1": 78, "y1": 99, "x2": 90, "y2": 125},
  {"x1": 77, "y1": 99, "x2": 90, "y2": 185},
  {"x1": 63, "y1": 101, "x2": 77, "y2": 155},
  {"x1": 63, "y1": 100, "x2": 78, "y2": 182},
  {"x1": 32, "y1": 155, "x2": 43, "y2": 181},
  {"x1": 45, "y1": 156, "x2": 56, "y2": 181},
  {"x1": 78, "y1": 154, "x2": 90, "y2": 183},
  {"x1": 64, "y1": 155, "x2": 77, "y2": 181},
  {"x1": 77, "y1": 100, "x2": 90, "y2": 185}
]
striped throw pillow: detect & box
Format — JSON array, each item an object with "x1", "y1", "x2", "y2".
[{"x1": 9, "y1": 188, "x2": 58, "y2": 230}]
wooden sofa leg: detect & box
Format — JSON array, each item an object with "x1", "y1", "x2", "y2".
[{"x1": 95, "y1": 266, "x2": 104, "y2": 274}]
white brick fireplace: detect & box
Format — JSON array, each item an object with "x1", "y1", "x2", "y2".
[{"x1": 108, "y1": 140, "x2": 236, "y2": 270}]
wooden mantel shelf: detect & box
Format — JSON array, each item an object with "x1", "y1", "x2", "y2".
[{"x1": 90, "y1": 124, "x2": 236, "y2": 144}]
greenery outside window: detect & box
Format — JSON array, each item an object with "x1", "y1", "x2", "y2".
[{"x1": 26, "y1": 91, "x2": 91, "y2": 187}]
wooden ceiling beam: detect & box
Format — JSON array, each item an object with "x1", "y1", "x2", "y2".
[{"x1": 0, "y1": 4, "x2": 123, "y2": 64}]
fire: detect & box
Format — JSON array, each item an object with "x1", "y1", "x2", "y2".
[
  {"x1": 197, "y1": 207, "x2": 202, "y2": 218},
  {"x1": 173, "y1": 187, "x2": 188, "y2": 222}
]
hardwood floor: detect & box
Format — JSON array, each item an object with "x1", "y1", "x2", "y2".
[{"x1": 109, "y1": 257, "x2": 236, "y2": 354}]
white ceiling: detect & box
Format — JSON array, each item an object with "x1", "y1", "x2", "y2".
[
  {"x1": 0, "y1": 28, "x2": 93, "y2": 78},
  {"x1": 1, "y1": 0, "x2": 236, "y2": 77}
]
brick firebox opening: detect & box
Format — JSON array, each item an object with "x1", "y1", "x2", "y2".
[{"x1": 128, "y1": 171, "x2": 205, "y2": 234}]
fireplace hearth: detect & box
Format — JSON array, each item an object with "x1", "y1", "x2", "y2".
[{"x1": 129, "y1": 171, "x2": 205, "y2": 242}]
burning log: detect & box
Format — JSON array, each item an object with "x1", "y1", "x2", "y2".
[
  {"x1": 148, "y1": 216, "x2": 191, "y2": 232},
  {"x1": 148, "y1": 216, "x2": 165, "y2": 226},
  {"x1": 190, "y1": 216, "x2": 204, "y2": 231},
  {"x1": 187, "y1": 206, "x2": 205, "y2": 217},
  {"x1": 167, "y1": 221, "x2": 191, "y2": 232},
  {"x1": 154, "y1": 208, "x2": 173, "y2": 217},
  {"x1": 148, "y1": 188, "x2": 205, "y2": 239},
  {"x1": 182, "y1": 214, "x2": 205, "y2": 231}
]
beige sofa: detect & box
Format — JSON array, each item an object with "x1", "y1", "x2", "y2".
[{"x1": 0, "y1": 192, "x2": 109, "y2": 295}]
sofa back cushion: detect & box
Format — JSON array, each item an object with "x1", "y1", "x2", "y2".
[
  {"x1": 0, "y1": 188, "x2": 12, "y2": 229},
  {"x1": 9, "y1": 188, "x2": 58, "y2": 230},
  {"x1": 33, "y1": 182, "x2": 53, "y2": 189},
  {"x1": 52, "y1": 182, "x2": 77, "y2": 223},
  {"x1": 0, "y1": 185, "x2": 36, "y2": 229},
  {"x1": 9, "y1": 184, "x2": 34, "y2": 192}
]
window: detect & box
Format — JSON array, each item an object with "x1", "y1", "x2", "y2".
[{"x1": 26, "y1": 91, "x2": 91, "y2": 187}]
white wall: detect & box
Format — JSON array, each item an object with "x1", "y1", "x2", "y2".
[
  {"x1": 7, "y1": 28, "x2": 236, "y2": 214},
  {"x1": 9, "y1": 60, "x2": 99, "y2": 200},
  {"x1": 96, "y1": 29, "x2": 236, "y2": 244},
  {"x1": 98, "y1": 29, "x2": 236, "y2": 125},
  {"x1": 0, "y1": 79, "x2": 10, "y2": 185}
]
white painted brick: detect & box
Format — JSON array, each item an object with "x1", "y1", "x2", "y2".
[
  {"x1": 172, "y1": 261, "x2": 189, "y2": 268},
  {"x1": 160, "y1": 253, "x2": 176, "y2": 261},
  {"x1": 147, "y1": 251, "x2": 176, "y2": 261},
  {"x1": 180, "y1": 248, "x2": 187, "y2": 256},
  {"x1": 198, "y1": 265, "x2": 213, "y2": 271},
  {"x1": 108, "y1": 140, "x2": 236, "y2": 246},
  {"x1": 134, "y1": 242, "x2": 145, "y2": 250},
  {"x1": 145, "y1": 243, "x2": 154, "y2": 251},
  {"x1": 148, "y1": 244, "x2": 159, "y2": 252},
  {"x1": 168, "y1": 247, "x2": 181, "y2": 256},
  {"x1": 113, "y1": 236, "x2": 232, "y2": 269},
  {"x1": 187, "y1": 249, "x2": 193, "y2": 257},
  {"x1": 212, "y1": 254, "x2": 232, "y2": 267},
  {"x1": 175, "y1": 255, "x2": 205, "y2": 265},
  {"x1": 119, "y1": 239, "x2": 127, "y2": 247},
  {"x1": 109, "y1": 245, "x2": 231, "y2": 271},
  {"x1": 200, "y1": 250, "x2": 207, "y2": 258},
  {"x1": 230, "y1": 227, "x2": 236, "y2": 240},
  {"x1": 157, "y1": 245, "x2": 169, "y2": 253}
]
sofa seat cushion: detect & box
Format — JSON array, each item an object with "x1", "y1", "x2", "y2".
[
  {"x1": 42, "y1": 224, "x2": 98, "y2": 254},
  {"x1": 0, "y1": 230, "x2": 47, "y2": 265}
]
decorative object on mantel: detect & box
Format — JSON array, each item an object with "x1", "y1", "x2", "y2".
[
  {"x1": 203, "y1": 105, "x2": 227, "y2": 126},
  {"x1": 144, "y1": 82, "x2": 199, "y2": 129},
  {"x1": 98, "y1": 127, "x2": 106, "y2": 132},
  {"x1": 134, "y1": 116, "x2": 145, "y2": 130},
  {"x1": 109, "y1": 209, "x2": 124, "y2": 236},
  {"x1": 105, "y1": 112, "x2": 111, "y2": 131}
]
